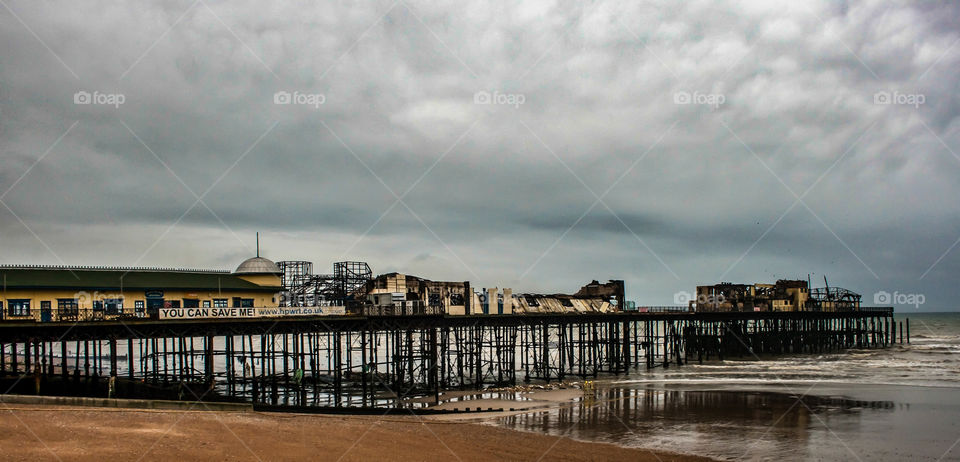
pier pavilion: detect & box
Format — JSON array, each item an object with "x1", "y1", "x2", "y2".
[{"x1": 0, "y1": 256, "x2": 282, "y2": 322}]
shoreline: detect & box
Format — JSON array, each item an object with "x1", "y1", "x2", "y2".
[{"x1": 0, "y1": 403, "x2": 713, "y2": 461}]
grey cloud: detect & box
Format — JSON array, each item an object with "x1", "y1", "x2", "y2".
[{"x1": 0, "y1": 0, "x2": 958, "y2": 311}]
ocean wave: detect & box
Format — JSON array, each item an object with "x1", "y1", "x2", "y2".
[
  {"x1": 910, "y1": 342, "x2": 960, "y2": 348},
  {"x1": 911, "y1": 335, "x2": 960, "y2": 342},
  {"x1": 907, "y1": 348, "x2": 960, "y2": 355}
]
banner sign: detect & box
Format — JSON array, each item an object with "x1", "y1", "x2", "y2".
[{"x1": 158, "y1": 306, "x2": 346, "y2": 320}]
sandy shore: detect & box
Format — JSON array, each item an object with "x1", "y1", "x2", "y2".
[{"x1": 0, "y1": 404, "x2": 710, "y2": 461}]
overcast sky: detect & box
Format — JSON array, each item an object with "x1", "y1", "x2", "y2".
[{"x1": 0, "y1": 1, "x2": 958, "y2": 311}]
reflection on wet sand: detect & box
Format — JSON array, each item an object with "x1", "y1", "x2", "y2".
[{"x1": 497, "y1": 387, "x2": 895, "y2": 460}]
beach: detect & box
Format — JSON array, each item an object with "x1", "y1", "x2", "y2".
[
  {"x1": 0, "y1": 403, "x2": 709, "y2": 461},
  {"x1": 1, "y1": 313, "x2": 956, "y2": 461}
]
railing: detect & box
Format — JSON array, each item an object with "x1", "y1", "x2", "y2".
[
  {"x1": 631, "y1": 306, "x2": 693, "y2": 313},
  {"x1": 858, "y1": 306, "x2": 895, "y2": 314},
  {"x1": 58, "y1": 309, "x2": 146, "y2": 322},
  {"x1": 0, "y1": 309, "x2": 148, "y2": 323},
  {"x1": 359, "y1": 303, "x2": 444, "y2": 316},
  {"x1": 1, "y1": 304, "x2": 894, "y2": 323},
  {"x1": 692, "y1": 306, "x2": 894, "y2": 314},
  {"x1": 0, "y1": 264, "x2": 229, "y2": 273},
  {"x1": 798, "y1": 306, "x2": 893, "y2": 314}
]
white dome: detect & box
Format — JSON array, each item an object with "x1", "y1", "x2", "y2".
[{"x1": 234, "y1": 257, "x2": 281, "y2": 274}]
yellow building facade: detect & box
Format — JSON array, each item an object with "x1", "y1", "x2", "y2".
[{"x1": 0, "y1": 256, "x2": 282, "y2": 322}]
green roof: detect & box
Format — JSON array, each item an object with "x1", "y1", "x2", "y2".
[{"x1": 0, "y1": 267, "x2": 279, "y2": 292}]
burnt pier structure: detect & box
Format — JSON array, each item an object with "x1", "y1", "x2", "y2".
[{"x1": 0, "y1": 309, "x2": 898, "y2": 409}]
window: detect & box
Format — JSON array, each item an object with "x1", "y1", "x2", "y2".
[
  {"x1": 213, "y1": 299, "x2": 228, "y2": 308},
  {"x1": 105, "y1": 299, "x2": 122, "y2": 315},
  {"x1": 183, "y1": 299, "x2": 200, "y2": 308},
  {"x1": 202, "y1": 300, "x2": 211, "y2": 308},
  {"x1": 8, "y1": 299, "x2": 30, "y2": 317},
  {"x1": 135, "y1": 300, "x2": 145, "y2": 316},
  {"x1": 92, "y1": 300, "x2": 104, "y2": 312},
  {"x1": 164, "y1": 300, "x2": 180, "y2": 308},
  {"x1": 232, "y1": 297, "x2": 242, "y2": 308},
  {"x1": 57, "y1": 299, "x2": 79, "y2": 319},
  {"x1": 241, "y1": 298, "x2": 254, "y2": 308}
]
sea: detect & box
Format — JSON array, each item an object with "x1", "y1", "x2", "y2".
[{"x1": 492, "y1": 312, "x2": 960, "y2": 461}]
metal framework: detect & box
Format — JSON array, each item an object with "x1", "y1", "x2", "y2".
[
  {"x1": 808, "y1": 287, "x2": 862, "y2": 310},
  {"x1": 0, "y1": 310, "x2": 900, "y2": 410},
  {"x1": 333, "y1": 261, "x2": 372, "y2": 300},
  {"x1": 277, "y1": 261, "x2": 372, "y2": 307},
  {"x1": 278, "y1": 261, "x2": 312, "y2": 289}
]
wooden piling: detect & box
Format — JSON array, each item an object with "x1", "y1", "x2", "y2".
[{"x1": 108, "y1": 338, "x2": 117, "y2": 377}]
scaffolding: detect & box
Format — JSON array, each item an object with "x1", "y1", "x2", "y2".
[
  {"x1": 333, "y1": 261, "x2": 372, "y2": 300},
  {"x1": 278, "y1": 261, "x2": 312, "y2": 289},
  {"x1": 277, "y1": 260, "x2": 371, "y2": 307},
  {"x1": 808, "y1": 287, "x2": 862, "y2": 311}
]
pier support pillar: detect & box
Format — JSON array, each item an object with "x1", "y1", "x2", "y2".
[
  {"x1": 204, "y1": 334, "x2": 214, "y2": 388},
  {"x1": 622, "y1": 320, "x2": 631, "y2": 371},
  {"x1": 109, "y1": 338, "x2": 118, "y2": 377}
]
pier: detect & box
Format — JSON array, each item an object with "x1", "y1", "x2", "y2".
[{"x1": 0, "y1": 309, "x2": 898, "y2": 409}]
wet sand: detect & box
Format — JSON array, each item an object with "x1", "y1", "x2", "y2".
[
  {"x1": 0, "y1": 403, "x2": 711, "y2": 461},
  {"x1": 484, "y1": 382, "x2": 960, "y2": 461}
]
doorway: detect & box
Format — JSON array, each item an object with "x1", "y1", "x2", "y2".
[{"x1": 40, "y1": 301, "x2": 52, "y2": 322}]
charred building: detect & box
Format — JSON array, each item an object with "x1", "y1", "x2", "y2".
[
  {"x1": 356, "y1": 273, "x2": 624, "y2": 315},
  {"x1": 694, "y1": 278, "x2": 861, "y2": 312}
]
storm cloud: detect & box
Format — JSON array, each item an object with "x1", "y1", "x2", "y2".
[{"x1": 1, "y1": 0, "x2": 958, "y2": 310}]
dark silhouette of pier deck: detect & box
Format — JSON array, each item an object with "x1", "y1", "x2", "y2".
[{"x1": 0, "y1": 309, "x2": 900, "y2": 409}]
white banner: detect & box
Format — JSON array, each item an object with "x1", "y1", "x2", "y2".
[{"x1": 158, "y1": 306, "x2": 346, "y2": 320}]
